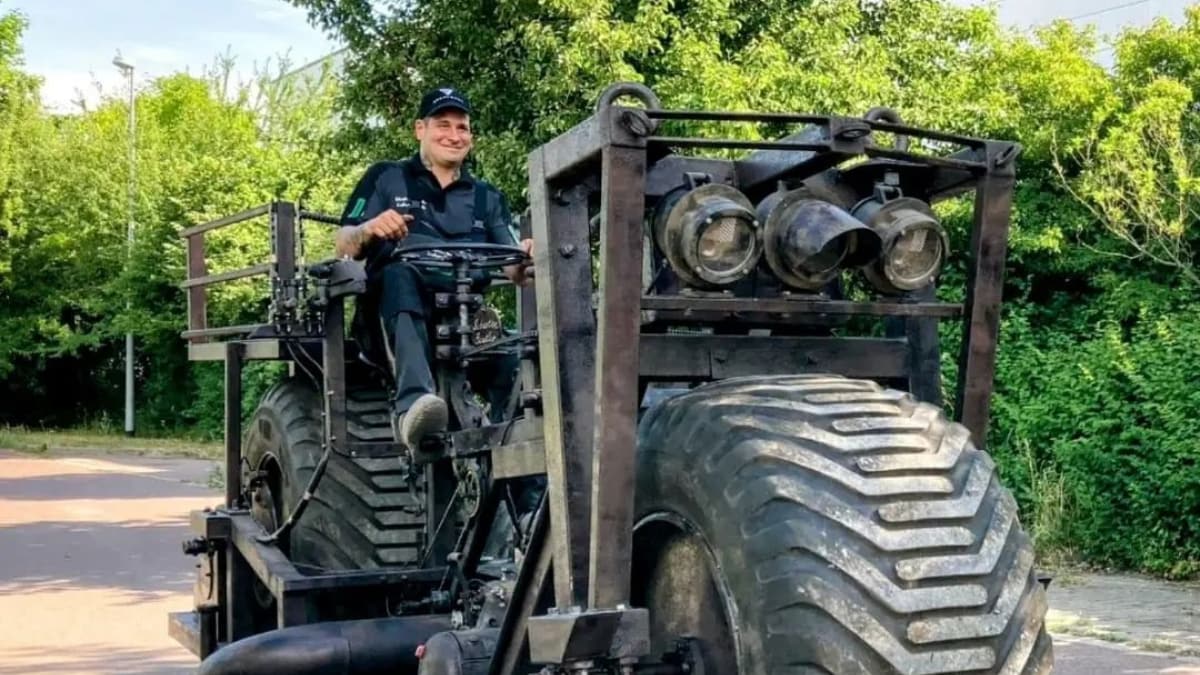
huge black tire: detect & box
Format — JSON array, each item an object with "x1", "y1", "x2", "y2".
[
  {"x1": 243, "y1": 377, "x2": 425, "y2": 571},
  {"x1": 633, "y1": 374, "x2": 1052, "y2": 674}
]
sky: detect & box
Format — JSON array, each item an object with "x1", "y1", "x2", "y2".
[
  {"x1": 952, "y1": 0, "x2": 1192, "y2": 65},
  {"x1": 953, "y1": 0, "x2": 1187, "y2": 30},
  {"x1": 7, "y1": 0, "x2": 344, "y2": 113},
  {"x1": 5, "y1": 0, "x2": 1195, "y2": 114}
]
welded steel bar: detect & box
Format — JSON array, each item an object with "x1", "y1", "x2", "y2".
[
  {"x1": 638, "y1": 335, "x2": 910, "y2": 381},
  {"x1": 643, "y1": 156, "x2": 735, "y2": 197},
  {"x1": 644, "y1": 109, "x2": 831, "y2": 124},
  {"x1": 279, "y1": 565, "x2": 448, "y2": 592},
  {"x1": 864, "y1": 147, "x2": 985, "y2": 172},
  {"x1": 901, "y1": 285, "x2": 944, "y2": 406},
  {"x1": 225, "y1": 545, "x2": 256, "y2": 641},
  {"x1": 955, "y1": 143, "x2": 1016, "y2": 448},
  {"x1": 273, "y1": 202, "x2": 297, "y2": 282},
  {"x1": 298, "y1": 210, "x2": 342, "y2": 225},
  {"x1": 228, "y1": 514, "x2": 305, "y2": 596},
  {"x1": 224, "y1": 342, "x2": 244, "y2": 508},
  {"x1": 644, "y1": 109, "x2": 990, "y2": 149},
  {"x1": 278, "y1": 592, "x2": 313, "y2": 628},
  {"x1": 186, "y1": 235, "x2": 208, "y2": 336},
  {"x1": 588, "y1": 143, "x2": 647, "y2": 610},
  {"x1": 529, "y1": 151, "x2": 596, "y2": 609},
  {"x1": 865, "y1": 119, "x2": 989, "y2": 148},
  {"x1": 179, "y1": 204, "x2": 270, "y2": 238},
  {"x1": 540, "y1": 111, "x2": 608, "y2": 182},
  {"x1": 732, "y1": 126, "x2": 828, "y2": 191},
  {"x1": 516, "y1": 211, "x2": 540, "y2": 417},
  {"x1": 179, "y1": 263, "x2": 271, "y2": 289},
  {"x1": 648, "y1": 136, "x2": 830, "y2": 152},
  {"x1": 323, "y1": 300, "x2": 348, "y2": 455},
  {"x1": 181, "y1": 323, "x2": 266, "y2": 340},
  {"x1": 490, "y1": 499, "x2": 552, "y2": 675},
  {"x1": 641, "y1": 295, "x2": 962, "y2": 317}
]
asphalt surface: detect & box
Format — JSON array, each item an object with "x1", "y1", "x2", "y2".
[
  {"x1": 1, "y1": 449, "x2": 1198, "y2": 674},
  {"x1": 0, "y1": 450, "x2": 218, "y2": 675}
]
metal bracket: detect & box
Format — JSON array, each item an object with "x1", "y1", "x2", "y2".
[{"x1": 526, "y1": 606, "x2": 650, "y2": 665}]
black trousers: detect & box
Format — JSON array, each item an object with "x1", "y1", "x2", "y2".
[{"x1": 373, "y1": 262, "x2": 518, "y2": 421}]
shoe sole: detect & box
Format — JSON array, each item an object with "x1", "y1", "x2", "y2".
[{"x1": 401, "y1": 395, "x2": 449, "y2": 448}]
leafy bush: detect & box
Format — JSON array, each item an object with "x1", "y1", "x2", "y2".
[{"x1": 989, "y1": 285, "x2": 1200, "y2": 577}]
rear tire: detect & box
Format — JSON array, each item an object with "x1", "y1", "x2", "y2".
[
  {"x1": 243, "y1": 377, "x2": 425, "y2": 571},
  {"x1": 634, "y1": 374, "x2": 1052, "y2": 674}
]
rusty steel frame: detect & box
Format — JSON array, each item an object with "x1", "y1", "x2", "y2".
[
  {"x1": 170, "y1": 507, "x2": 451, "y2": 660},
  {"x1": 519, "y1": 84, "x2": 1018, "y2": 667},
  {"x1": 180, "y1": 201, "x2": 325, "y2": 345}
]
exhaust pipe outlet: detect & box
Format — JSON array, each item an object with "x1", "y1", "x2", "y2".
[
  {"x1": 198, "y1": 615, "x2": 452, "y2": 675},
  {"x1": 417, "y1": 628, "x2": 502, "y2": 675},
  {"x1": 758, "y1": 188, "x2": 882, "y2": 291}
]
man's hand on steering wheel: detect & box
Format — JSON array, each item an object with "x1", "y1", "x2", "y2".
[
  {"x1": 363, "y1": 210, "x2": 413, "y2": 241},
  {"x1": 504, "y1": 238, "x2": 535, "y2": 287}
]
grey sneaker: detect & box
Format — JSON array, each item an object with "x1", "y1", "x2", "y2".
[{"x1": 393, "y1": 394, "x2": 449, "y2": 449}]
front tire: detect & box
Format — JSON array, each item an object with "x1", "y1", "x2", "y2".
[
  {"x1": 634, "y1": 374, "x2": 1052, "y2": 674},
  {"x1": 243, "y1": 377, "x2": 426, "y2": 571}
]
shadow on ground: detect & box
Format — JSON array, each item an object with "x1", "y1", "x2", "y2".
[
  {"x1": 0, "y1": 644, "x2": 195, "y2": 674},
  {"x1": 0, "y1": 519, "x2": 199, "y2": 597},
  {"x1": 0, "y1": 456, "x2": 216, "y2": 500}
]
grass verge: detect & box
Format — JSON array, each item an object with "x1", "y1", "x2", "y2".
[{"x1": 0, "y1": 425, "x2": 222, "y2": 460}]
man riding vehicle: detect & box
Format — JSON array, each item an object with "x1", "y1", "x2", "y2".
[{"x1": 334, "y1": 86, "x2": 534, "y2": 450}]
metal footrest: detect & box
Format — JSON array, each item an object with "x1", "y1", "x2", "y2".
[{"x1": 168, "y1": 610, "x2": 202, "y2": 658}]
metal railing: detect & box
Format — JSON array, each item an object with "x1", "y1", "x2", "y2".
[{"x1": 178, "y1": 201, "x2": 338, "y2": 342}]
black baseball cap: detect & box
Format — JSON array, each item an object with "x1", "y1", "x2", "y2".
[{"x1": 418, "y1": 87, "x2": 472, "y2": 118}]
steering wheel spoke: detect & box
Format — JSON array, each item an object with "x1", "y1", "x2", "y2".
[{"x1": 390, "y1": 242, "x2": 529, "y2": 271}]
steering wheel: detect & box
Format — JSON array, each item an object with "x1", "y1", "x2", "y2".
[{"x1": 389, "y1": 242, "x2": 529, "y2": 271}]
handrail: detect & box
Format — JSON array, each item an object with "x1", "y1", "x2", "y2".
[
  {"x1": 180, "y1": 263, "x2": 272, "y2": 289},
  {"x1": 178, "y1": 204, "x2": 271, "y2": 239},
  {"x1": 181, "y1": 324, "x2": 267, "y2": 340},
  {"x1": 299, "y1": 210, "x2": 341, "y2": 226},
  {"x1": 179, "y1": 202, "x2": 288, "y2": 344}
]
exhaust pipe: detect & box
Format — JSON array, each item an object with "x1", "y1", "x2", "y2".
[{"x1": 198, "y1": 615, "x2": 453, "y2": 675}]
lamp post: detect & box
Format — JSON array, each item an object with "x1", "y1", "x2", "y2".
[{"x1": 113, "y1": 53, "x2": 136, "y2": 437}]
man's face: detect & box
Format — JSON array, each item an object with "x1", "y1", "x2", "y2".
[{"x1": 415, "y1": 110, "x2": 473, "y2": 168}]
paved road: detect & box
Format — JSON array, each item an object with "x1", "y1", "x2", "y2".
[
  {"x1": 0, "y1": 450, "x2": 218, "y2": 675},
  {"x1": 2, "y1": 450, "x2": 1198, "y2": 674},
  {"x1": 1056, "y1": 636, "x2": 1200, "y2": 673}
]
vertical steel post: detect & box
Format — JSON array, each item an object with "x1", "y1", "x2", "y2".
[
  {"x1": 529, "y1": 148, "x2": 598, "y2": 609},
  {"x1": 278, "y1": 592, "x2": 314, "y2": 627},
  {"x1": 517, "y1": 212, "x2": 540, "y2": 416},
  {"x1": 224, "y1": 341, "x2": 244, "y2": 508},
  {"x1": 322, "y1": 299, "x2": 348, "y2": 456},
  {"x1": 225, "y1": 547, "x2": 256, "y2": 641},
  {"x1": 273, "y1": 202, "x2": 297, "y2": 281},
  {"x1": 955, "y1": 143, "x2": 1017, "y2": 448},
  {"x1": 905, "y1": 284, "x2": 943, "y2": 407},
  {"x1": 587, "y1": 142, "x2": 647, "y2": 610},
  {"x1": 186, "y1": 235, "x2": 208, "y2": 339}
]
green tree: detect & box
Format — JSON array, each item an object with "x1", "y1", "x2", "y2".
[
  {"x1": 0, "y1": 53, "x2": 353, "y2": 435},
  {"x1": 0, "y1": 9, "x2": 48, "y2": 374}
]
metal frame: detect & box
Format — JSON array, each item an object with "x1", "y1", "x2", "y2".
[
  {"x1": 169, "y1": 83, "x2": 1019, "y2": 673},
  {"x1": 519, "y1": 84, "x2": 1018, "y2": 667},
  {"x1": 170, "y1": 506, "x2": 450, "y2": 660}
]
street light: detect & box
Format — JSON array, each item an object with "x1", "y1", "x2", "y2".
[{"x1": 113, "y1": 53, "x2": 135, "y2": 437}]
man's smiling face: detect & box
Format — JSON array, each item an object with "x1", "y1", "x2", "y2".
[{"x1": 415, "y1": 110, "x2": 473, "y2": 169}]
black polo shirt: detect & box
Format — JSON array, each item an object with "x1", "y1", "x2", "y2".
[{"x1": 339, "y1": 155, "x2": 518, "y2": 273}]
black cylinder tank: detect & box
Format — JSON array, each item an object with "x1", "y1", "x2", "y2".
[{"x1": 197, "y1": 615, "x2": 453, "y2": 675}]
